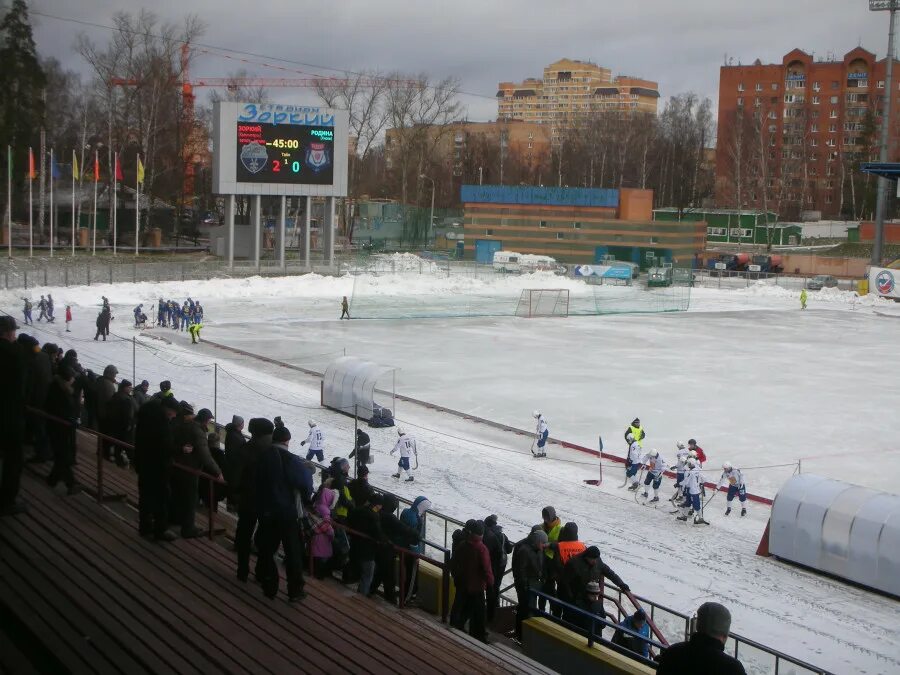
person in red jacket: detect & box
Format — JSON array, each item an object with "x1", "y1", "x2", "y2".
[
  {"x1": 688, "y1": 439, "x2": 707, "y2": 466},
  {"x1": 450, "y1": 520, "x2": 494, "y2": 643},
  {"x1": 65, "y1": 306, "x2": 72, "y2": 332}
]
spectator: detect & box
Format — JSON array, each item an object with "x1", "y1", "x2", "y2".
[
  {"x1": 348, "y1": 492, "x2": 386, "y2": 596},
  {"x1": 330, "y1": 457, "x2": 354, "y2": 521},
  {"x1": 575, "y1": 581, "x2": 610, "y2": 635},
  {"x1": 200, "y1": 431, "x2": 227, "y2": 511},
  {"x1": 171, "y1": 405, "x2": 221, "y2": 538},
  {"x1": 254, "y1": 426, "x2": 311, "y2": 601},
  {"x1": 537, "y1": 506, "x2": 562, "y2": 613},
  {"x1": 234, "y1": 418, "x2": 274, "y2": 582},
  {"x1": 96, "y1": 364, "x2": 118, "y2": 460},
  {"x1": 552, "y1": 522, "x2": 586, "y2": 605},
  {"x1": 223, "y1": 415, "x2": 245, "y2": 511},
  {"x1": 482, "y1": 514, "x2": 513, "y2": 623},
  {"x1": 560, "y1": 546, "x2": 629, "y2": 626},
  {"x1": 450, "y1": 520, "x2": 494, "y2": 643},
  {"x1": 348, "y1": 464, "x2": 373, "y2": 507},
  {"x1": 400, "y1": 495, "x2": 432, "y2": 601},
  {"x1": 0, "y1": 316, "x2": 27, "y2": 516},
  {"x1": 132, "y1": 380, "x2": 150, "y2": 408},
  {"x1": 94, "y1": 305, "x2": 111, "y2": 341},
  {"x1": 151, "y1": 380, "x2": 174, "y2": 402},
  {"x1": 612, "y1": 608, "x2": 652, "y2": 660},
  {"x1": 309, "y1": 487, "x2": 338, "y2": 579},
  {"x1": 372, "y1": 493, "x2": 420, "y2": 603},
  {"x1": 348, "y1": 427, "x2": 370, "y2": 474},
  {"x1": 104, "y1": 379, "x2": 135, "y2": 467},
  {"x1": 60, "y1": 349, "x2": 82, "y2": 377},
  {"x1": 81, "y1": 370, "x2": 100, "y2": 430},
  {"x1": 134, "y1": 395, "x2": 179, "y2": 541},
  {"x1": 656, "y1": 602, "x2": 746, "y2": 674},
  {"x1": 511, "y1": 528, "x2": 547, "y2": 640},
  {"x1": 19, "y1": 333, "x2": 52, "y2": 463},
  {"x1": 44, "y1": 365, "x2": 81, "y2": 495}
]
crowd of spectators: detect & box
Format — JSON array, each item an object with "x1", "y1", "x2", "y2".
[{"x1": 0, "y1": 313, "x2": 745, "y2": 671}]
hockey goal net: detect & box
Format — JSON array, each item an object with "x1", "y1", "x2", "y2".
[{"x1": 515, "y1": 289, "x2": 570, "y2": 318}]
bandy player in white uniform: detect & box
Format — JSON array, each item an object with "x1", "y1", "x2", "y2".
[{"x1": 391, "y1": 428, "x2": 417, "y2": 482}]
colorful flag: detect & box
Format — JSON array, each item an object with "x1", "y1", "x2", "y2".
[
  {"x1": 72, "y1": 152, "x2": 79, "y2": 180},
  {"x1": 28, "y1": 148, "x2": 36, "y2": 179},
  {"x1": 50, "y1": 151, "x2": 61, "y2": 180},
  {"x1": 114, "y1": 152, "x2": 123, "y2": 182},
  {"x1": 93, "y1": 153, "x2": 100, "y2": 182},
  {"x1": 136, "y1": 155, "x2": 145, "y2": 185}
]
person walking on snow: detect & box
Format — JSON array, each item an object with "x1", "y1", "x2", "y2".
[
  {"x1": 22, "y1": 298, "x2": 33, "y2": 325},
  {"x1": 533, "y1": 410, "x2": 549, "y2": 457},
  {"x1": 46, "y1": 294, "x2": 55, "y2": 322},
  {"x1": 188, "y1": 322, "x2": 202, "y2": 344},
  {"x1": 301, "y1": 419, "x2": 325, "y2": 462},
  {"x1": 37, "y1": 295, "x2": 48, "y2": 322},
  {"x1": 677, "y1": 458, "x2": 709, "y2": 525},
  {"x1": 625, "y1": 434, "x2": 643, "y2": 490},
  {"x1": 625, "y1": 417, "x2": 645, "y2": 448},
  {"x1": 65, "y1": 306, "x2": 72, "y2": 332},
  {"x1": 639, "y1": 448, "x2": 668, "y2": 502},
  {"x1": 340, "y1": 296, "x2": 350, "y2": 319},
  {"x1": 800, "y1": 288, "x2": 808, "y2": 310},
  {"x1": 717, "y1": 462, "x2": 748, "y2": 516},
  {"x1": 391, "y1": 428, "x2": 417, "y2": 482}
]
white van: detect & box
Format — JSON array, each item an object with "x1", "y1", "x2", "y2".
[{"x1": 493, "y1": 250, "x2": 560, "y2": 273}]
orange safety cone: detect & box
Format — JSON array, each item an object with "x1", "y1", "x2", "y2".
[{"x1": 756, "y1": 519, "x2": 771, "y2": 557}]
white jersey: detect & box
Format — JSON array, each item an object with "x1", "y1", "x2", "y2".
[
  {"x1": 640, "y1": 452, "x2": 668, "y2": 476},
  {"x1": 674, "y1": 449, "x2": 690, "y2": 472},
  {"x1": 627, "y1": 441, "x2": 642, "y2": 465},
  {"x1": 717, "y1": 468, "x2": 745, "y2": 490},
  {"x1": 305, "y1": 425, "x2": 325, "y2": 451},
  {"x1": 536, "y1": 417, "x2": 548, "y2": 437},
  {"x1": 392, "y1": 435, "x2": 417, "y2": 458},
  {"x1": 683, "y1": 466, "x2": 706, "y2": 495}
]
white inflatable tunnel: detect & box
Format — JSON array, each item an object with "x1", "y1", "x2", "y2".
[
  {"x1": 770, "y1": 474, "x2": 900, "y2": 596},
  {"x1": 321, "y1": 356, "x2": 397, "y2": 421}
]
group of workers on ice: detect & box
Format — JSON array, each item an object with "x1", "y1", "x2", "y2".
[{"x1": 533, "y1": 412, "x2": 748, "y2": 526}]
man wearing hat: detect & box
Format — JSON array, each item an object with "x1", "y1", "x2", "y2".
[
  {"x1": 612, "y1": 608, "x2": 653, "y2": 660},
  {"x1": 450, "y1": 520, "x2": 494, "y2": 643},
  {"x1": 511, "y1": 527, "x2": 548, "y2": 640},
  {"x1": 560, "y1": 545, "x2": 630, "y2": 623},
  {"x1": 135, "y1": 395, "x2": 180, "y2": 541},
  {"x1": 255, "y1": 425, "x2": 312, "y2": 601},
  {"x1": 1, "y1": 317, "x2": 28, "y2": 515},
  {"x1": 347, "y1": 492, "x2": 385, "y2": 596},
  {"x1": 657, "y1": 602, "x2": 745, "y2": 673},
  {"x1": 132, "y1": 380, "x2": 150, "y2": 409},
  {"x1": 234, "y1": 418, "x2": 275, "y2": 582},
  {"x1": 104, "y1": 379, "x2": 135, "y2": 467},
  {"x1": 96, "y1": 364, "x2": 118, "y2": 459},
  {"x1": 151, "y1": 380, "x2": 174, "y2": 402},
  {"x1": 171, "y1": 405, "x2": 222, "y2": 538}
]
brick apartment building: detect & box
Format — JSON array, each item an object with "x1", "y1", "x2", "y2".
[
  {"x1": 497, "y1": 58, "x2": 659, "y2": 145},
  {"x1": 716, "y1": 47, "x2": 900, "y2": 219}
]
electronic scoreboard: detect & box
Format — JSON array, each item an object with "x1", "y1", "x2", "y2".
[{"x1": 235, "y1": 123, "x2": 334, "y2": 185}]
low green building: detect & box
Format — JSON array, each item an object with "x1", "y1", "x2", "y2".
[{"x1": 653, "y1": 208, "x2": 799, "y2": 246}]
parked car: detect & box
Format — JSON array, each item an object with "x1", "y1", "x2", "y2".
[
  {"x1": 807, "y1": 274, "x2": 838, "y2": 290},
  {"x1": 647, "y1": 266, "x2": 674, "y2": 287}
]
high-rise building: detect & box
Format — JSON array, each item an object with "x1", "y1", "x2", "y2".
[
  {"x1": 497, "y1": 59, "x2": 659, "y2": 145},
  {"x1": 715, "y1": 47, "x2": 900, "y2": 219}
]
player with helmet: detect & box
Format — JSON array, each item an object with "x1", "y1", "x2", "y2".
[
  {"x1": 625, "y1": 433, "x2": 643, "y2": 490},
  {"x1": 717, "y1": 462, "x2": 747, "y2": 516},
  {"x1": 390, "y1": 428, "x2": 417, "y2": 481},
  {"x1": 300, "y1": 419, "x2": 325, "y2": 462},
  {"x1": 687, "y1": 438, "x2": 706, "y2": 466},
  {"x1": 676, "y1": 457, "x2": 709, "y2": 525},
  {"x1": 532, "y1": 410, "x2": 549, "y2": 458},
  {"x1": 638, "y1": 448, "x2": 668, "y2": 503},
  {"x1": 671, "y1": 441, "x2": 690, "y2": 500}
]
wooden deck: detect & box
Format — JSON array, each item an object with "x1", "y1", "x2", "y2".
[{"x1": 1, "y1": 436, "x2": 547, "y2": 674}]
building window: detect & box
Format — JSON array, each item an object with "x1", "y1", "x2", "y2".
[
  {"x1": 754, "y1": 97, "x2": 761, "y2": 107},
  {"x1": 650, "y1": 236, "x2": 659, "y2": 244},
  {"x1": 826, "y1": 138, "x2": 836, "y2": 147},
  {"x1": 829, "y1": 109, "x2": 837, "y2": 119},
  {"x1": 737, "y1": 83, "x2": 745, "y2": 92},
  {"x1": 485, "y1": 229, "x2": 494, "y2": 236},
  {"x1": 813, "y1": 81, "x2": 821, "y2": 92},
  {"x1": 539, "y1": 220, "x2": 548, "y2": 228},
  {"x1": 771, "y1": 82, "x2": 778, "y2": 90},
  {"x1": 770, "y1": 96, "x2": 778, "y2": 105},
  {"x1": 878, "y1": 80, "x2": 885, "y2": 89},
  {"x1": 829, "y1": 123, "x2": 837, "y2": 132},
  {"x1": 829, "y1": 96, "x2": 838, "y2": 104},
  {"x1": 573, "y1": 221, "x2": 581, "y2": 229},
  {"x1": 768, "y1": 111, "x2": 777, "y2": 119},
  {"x1": 737, "y1": 97, "x2": 744, "y2": 106},
  {"x1": 831, "y1": 81, "x2": 839, "y2": 89},
  {"x1": 556, "y1": 232, "x2": 565, "y2": 240},
  {"x1": 768, "y1": 124, "x2": 777, "y2": 133},
  {"x1": 825, "y1": 194, "x2": 833, "y2": 204},
  {"x1": 755, "y1": 83, "x2": 762, "y2": 92},
  {"x1": 810, "y1": 138, "x2": 818, "y2": 146},
  {"x1": 812, "y1": 96, "x2": 820, "y2": 104},
  {"x1": 811, "y1": 124, "x2": 819, "y2": 132}
]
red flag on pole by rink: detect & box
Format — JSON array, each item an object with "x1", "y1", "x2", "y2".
[
  {"x1": 28, "y1": 147, "x2": 36, "y2": 179},
  {"x1": 93, "y1": 153, "x2": 100, "y2": 182},
  {"x1": 114, "y1": 152, "x2": 123, "y2": 182}
]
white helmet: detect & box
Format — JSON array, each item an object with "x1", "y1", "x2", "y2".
[
  {"x1": 689, "y1": 450, "x2": 698, "y2": 459},
  {"x1": 676, "y1": 441, "x2": 685, "y2": 450},
  {"x1": 650, "y1": 449, "x2": 659, "y2": 458},
  {"x1": 533, "y1": 410, "x2": 541, "y2": 419},
  {"x1": 686, "y1": 458, "x2": 697, "y2": 469},
  {"x1": 722, "y1": 461, "x2": 733, "y2": 472},
  {"x1": 626, "y1": 433, "x2": 634, "y2": 443},
  {"x1": 308, "y1": 420, "x2": 316, "y2": 428},
  {"x1": 398, "y1": 428, "x2": 406, "y2": 436}
]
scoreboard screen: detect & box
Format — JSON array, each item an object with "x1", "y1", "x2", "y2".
[{"x1": 235, "y1": 123, "x2": 334, "y2": 185}]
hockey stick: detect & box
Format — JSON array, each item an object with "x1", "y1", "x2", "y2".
[
  {"x1": 633, "y1": 468, "x2": 648, "y2": 504},
  {"x1": 413, "y1": 453, "x2": 419, "y2": 471},
  {"x1": 529, "y1": 437, "x2": 537, "y2": 457}
]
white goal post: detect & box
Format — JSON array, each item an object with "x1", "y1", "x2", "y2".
[{"x1": 515, "y1": 289, "x2": 570, "y2": 318}]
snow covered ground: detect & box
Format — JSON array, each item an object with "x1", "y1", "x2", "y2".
[{"x1": 3, "y1": 265, "x2": 899, "y2": 674}]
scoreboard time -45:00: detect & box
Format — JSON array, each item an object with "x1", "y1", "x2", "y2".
[{"x1": 236, "y1": 123, "x2": 334, "y2": 185}]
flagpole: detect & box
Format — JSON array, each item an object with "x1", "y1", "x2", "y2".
[
  {"x1": 135, "y1": 154, "x2": 140, "y2": 256},
  {"x1": 28, "y1": 146, "x2": 33, "y2": 258},
  {"x1": 71, "y1": 150, "x2": 76, "y2": 256},
  {"x1": 6, "y1": 145, "x2": 11, "y2": 259},
  {"x1": 112, "y1": 152, "x2": 117, "y2": 255},
  {"x1": 49, "y1": 148, "x2": 54, "y2": 258},
  {"x1": 92, "y1": 150, "x2": 98, "y2": 256}
]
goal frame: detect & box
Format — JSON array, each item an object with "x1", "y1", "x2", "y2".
[{"x1": 515, "y1": 288, "x2": 570, "y2": 318}]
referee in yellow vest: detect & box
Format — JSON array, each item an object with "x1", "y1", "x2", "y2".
[{"x1": 625, "y1": 418, "x2": 645, "y2": 448}]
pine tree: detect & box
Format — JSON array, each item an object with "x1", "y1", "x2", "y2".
[{"x1": 0, "y1": 0, "x2": 46, "y2": 195}]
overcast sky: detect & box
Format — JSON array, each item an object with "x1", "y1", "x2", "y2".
[{"x1": 25, "y1": 0, "x2": 897, "y2": 121}]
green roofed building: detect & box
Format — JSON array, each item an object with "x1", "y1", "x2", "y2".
[{"x1": 653, "y1": 208, "x2": 798, "y2": 246}]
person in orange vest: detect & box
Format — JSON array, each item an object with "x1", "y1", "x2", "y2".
[{"x1": 549, "y1": 521, "x2": 587, "y2": 613}]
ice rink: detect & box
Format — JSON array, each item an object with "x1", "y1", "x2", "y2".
[{"x1": 3, "y1": 262, "x2": 900, "y2": 674}]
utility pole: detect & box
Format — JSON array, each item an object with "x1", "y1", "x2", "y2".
[{"x1": 870, "y1": 0, "x2": 899, "y2": 266}]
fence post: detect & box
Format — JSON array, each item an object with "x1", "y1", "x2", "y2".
[
  {"x1": 133, "y1": 263, "x2": 136, "y2": 283},
  {"x1": 207, "y1": 480, "x2": 215, "y2": 540},
  {"x1": 96, "y1": 435, "x2": 104, "y2": 503},
  {"x1": 109, "y1": 266, "x2": 113, "y2": 284},
  {"x1": 398, "y1": 552, "x2": 406, "y2": 610},
  {"x1": 64, "y1": 267, "x2": 68, "y2": 286},
  {"x1": 87, "y1": 266, "x2": 91, "y2": 286},
  {"x1": 24, "y1": 270, "x2": 27, "y2": 289},
  {"x1": 441, "y1": 548, "x2": 451, "y2": 623}
]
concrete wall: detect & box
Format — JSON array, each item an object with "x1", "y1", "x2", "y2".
[
  {"x1": 779, "y1": 254, "x2": 868, "y2": 277},
  {"x1": 618, "y1": 189, "x2": 653, "y2": 222}
]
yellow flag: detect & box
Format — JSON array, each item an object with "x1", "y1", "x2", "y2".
[
  {"x1": 72, "y1": 151, "x2": 79, "y2": 180},
  {"x1": 136, "y1": 156, "x2": 145, "y2": 185}
]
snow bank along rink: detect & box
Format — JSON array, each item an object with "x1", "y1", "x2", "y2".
[{"x1": 4, "y1": 270, "x2": 900, "y2": 674}]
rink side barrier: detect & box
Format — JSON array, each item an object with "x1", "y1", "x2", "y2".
[{"x1": 201, "y1": 338, "x2": 774, "y2": 506}]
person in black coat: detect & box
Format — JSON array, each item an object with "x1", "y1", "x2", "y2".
[
  {"x1": 134, "y1": 396, "x2": 179, "y2": 541},
  {"x1": 19, "y1": 333, "x2": 52, "y2": 463},
  {"x1": 370, "y1": 493, "x2": 420, "y2": 602},
  {"x1": 44, "y1": 366, "x2": 81, "y2": 495},
  {"x1": 657, "y1": 602, "x2": 746, "y2": 675},
  {"x1": 234, "y1": 418, "x2": 274, "y2": 582},
  {"x1": 560, "y1": 546, "x2": 629, "y2": 624},
  {"x1": 347, "y1": 493, "x2": 386, "y2": 596},
  {"x1": 348, "y1": 428, "x2": 370, "y2": 474},
  {"x1": 482, "y1": 514, "x2": 514, "y2": 623},
  {"x1": 348, "y1": 465, "x2": 373, "y2": 507},
  {"x1": 0, "y1": 316, "x2": 28, "y2": 516},
  {"x1": 104, "y1": 380, "x2": 135, "y2": 466},
  {"x1": 94, "y1": 306, "x2": 112, "y2": 341}
]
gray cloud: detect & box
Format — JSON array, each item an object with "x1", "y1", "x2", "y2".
[{"x1": 29, "y1": 0, "x2": 894, "y2": 121}]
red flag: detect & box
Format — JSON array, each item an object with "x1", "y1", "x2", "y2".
[
  {"x1": 114, "y1": 152, "x2": 123, "y2": 182},
  {"x1": 28, "y1": 148, "x2": 36, "y2": 179},
  {"x1": 93, "y1": 152, "x2": 100, "y2": 182}
]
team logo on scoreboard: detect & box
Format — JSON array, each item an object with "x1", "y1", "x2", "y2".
[
  {"x1": 240, "y1": 142, "x2": 268, "y2": 174},
  {"x1": 876, "y1": 269, "x2": 895, "y2": 295},
  {"x1": 306, "y1": 142, "x2": 331, "y2": 173}
]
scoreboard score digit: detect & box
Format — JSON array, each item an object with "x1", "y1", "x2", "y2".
[{"x1": 235, "y1": 123, "x2": 334, "y2": 185}]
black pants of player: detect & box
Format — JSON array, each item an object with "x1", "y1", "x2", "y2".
[
  {"x1": 47, "y1": 425, "x2": 76, "y2": 489},
  {"x1": 235, "y1": 508, "x2": 258, "y2": 581},
  {"x1": 256, "y1": 514, "x2": 304, "y2": 599},
  {"x1": 370, "y1": 549, "x2": 397, "y2": 603},
  {"x1": 453, "y1": 591, "x2": 488, "y2": 642},
  {"x1": 0, "y1": 440, "x2": 25, "y2": 510},
  {"x1": 138, "y1": 470, "x2": 169, "y2": 537},
  {"x1": 171, "y1": 472, "x2": 199, "y2": 535}
]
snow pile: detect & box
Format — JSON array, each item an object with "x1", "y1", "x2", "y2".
[
  {"x1": 352, "y1": 270, "x2": 592, "y2": 298},
  {"x1": 370, "y1": 252, "x2": 441, "y2": 273}
]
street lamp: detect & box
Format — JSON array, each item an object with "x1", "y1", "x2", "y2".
[
  {"x1": 420, "y1": 173, "x2": 435, "y2": 248},
  {"x1": 870, "y1": 0, "x2": 899, "y2": 265}
]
